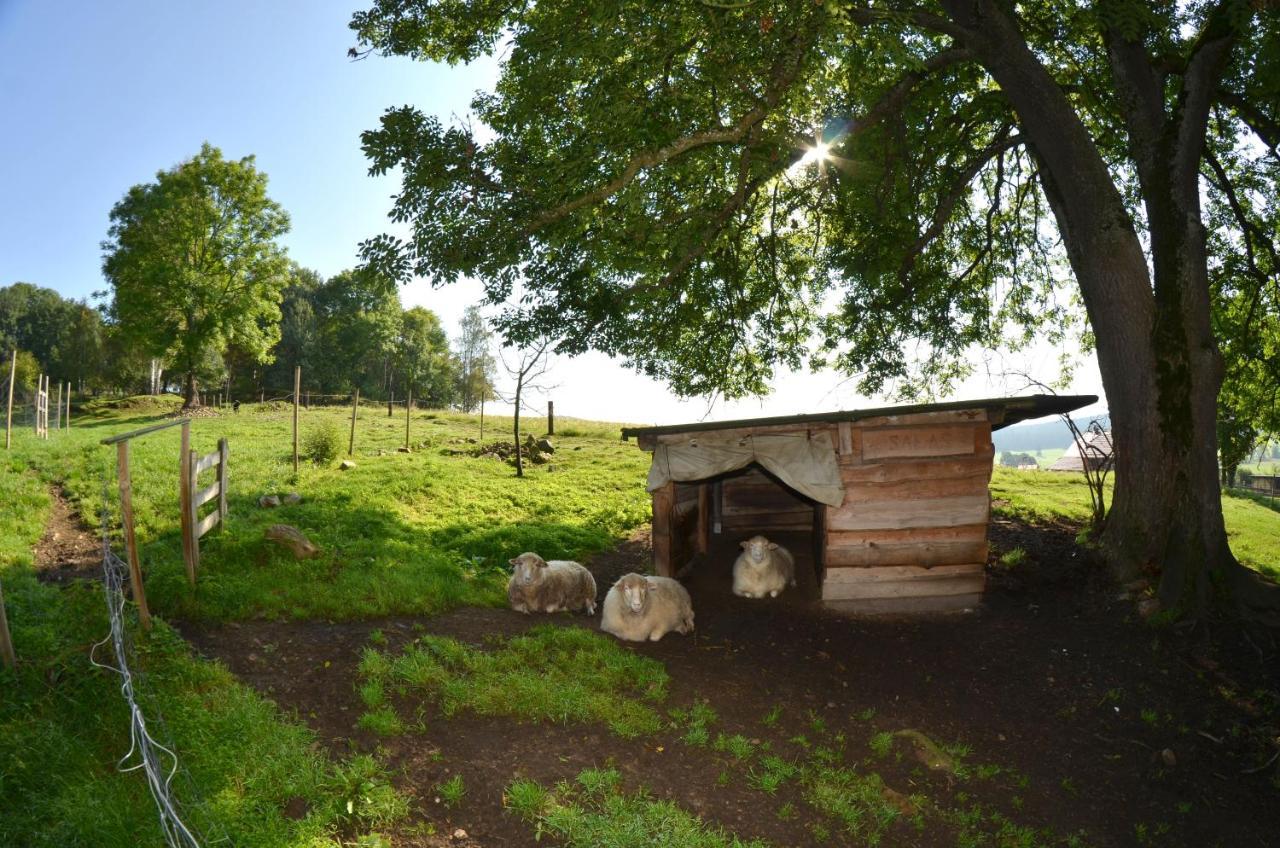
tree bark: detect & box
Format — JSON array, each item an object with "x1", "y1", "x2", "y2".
[
  {"x1": 939, "y1": 0, "x2": 1278, "y2": 621},
  {"x1": 182, "y1": 370, "x2": 199, "y2": 409}
]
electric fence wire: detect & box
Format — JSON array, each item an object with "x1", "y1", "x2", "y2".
[{"x1": 89, "y1": 487, "x2": 208, "y2": 848}]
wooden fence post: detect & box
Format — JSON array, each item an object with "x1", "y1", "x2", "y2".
[
  {"x1": 5, "y1": 350, "x2": 15, "y2": 450},
  {"x1": 292, "y1": 365, "x2": 300, "y2": 474},
  {"x1": 349, "y1": 389, "x2": 359, "y2": 456},
  {"x1": 116, "y1": 440, "x2": 152, "y2": 630},
  {"x1": 64, "y1": 382, "x2": 71, "y2": 429},
  {"x1": 479, "y1": 390, "x2": 485, "y2": 442},
  {"x1": 179, "y1": 419, "x2": 196, "y2": 586},
  {"x1": 186, "y1": 445, "x2": 200, "y2": 575},
  {"x1": 405, "y1": 390, "x2": 412, "y2": 449},
  {"x1": 547, "y1": 400, "x2": 554, "y2": 436},
  {"x1": 55, "y1": 381, "x2": 62, "y2": 431},
  {"x1": 217, "y1": 437, "x2": 229, "y2": 527},
  {"x1": 0, "y1": 576, "x2": 15, "y2": 669},
  {"x1": 34, "y1": 374, "x2": 41, "y2": 437}
]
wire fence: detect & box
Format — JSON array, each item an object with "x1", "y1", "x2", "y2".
[{"x1": 90, "y1": 500, "x2": 208, "y2": 848}]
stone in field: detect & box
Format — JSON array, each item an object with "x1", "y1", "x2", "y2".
[
  {"x1": 281, "y1": 492, "x2": 302, "y2": 505},
  {"x1": 258, "y1": 494, "x2": 281, "y2": 508},
  {"x1": 265, "y1": 524, "x2": 321, "y2": 559},
  {"x1": 340, "y1": 460, "x2": 357, "y2": 470}
]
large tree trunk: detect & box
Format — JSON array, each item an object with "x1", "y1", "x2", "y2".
[
  {"x1": 182, "y1": 370, "x2": 199, "y2": 409},
  {"x1": 941, "y1": 0, "x2": 1279, "y2": 622}
]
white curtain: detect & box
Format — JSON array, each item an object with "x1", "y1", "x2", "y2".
[{"x1": 646, "y1": 432, "x2": 845, "y2": 507}]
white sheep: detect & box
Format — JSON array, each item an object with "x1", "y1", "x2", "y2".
[
  {"x1": 507, "y1": 552, "x2": 598, "y2": 615},
  {"x1": 732, "y1": 535, "x2": 796, "y2": 598},
  {"x1": 600, "y1": 573, "x2": 695, "y2": 642}
]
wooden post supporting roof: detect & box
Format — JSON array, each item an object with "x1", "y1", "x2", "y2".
[{"x1": 651, "y1": 481, "x2": 675, "y2": 578}]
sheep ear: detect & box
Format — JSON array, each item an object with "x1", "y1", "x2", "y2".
[
  {"x1": 508, "y1": 558, "x2": 520, "y2": 567},
  {"x1": 768, "y1": 542, "x2": 778, "y2": 550},
  {"x1": 739, "y1": 541, "x2": 749, "y2": 549}
]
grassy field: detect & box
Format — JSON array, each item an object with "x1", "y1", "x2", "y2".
[
  {"x1": 0, "y1": 398, "x2": 651, "y2": 847},
  {"x1": 4, "y1": 400, "x2": 1280, "y2": 846},
  {"x1": 991, "y1": 467, "x2": 1280, "y2": 579}
]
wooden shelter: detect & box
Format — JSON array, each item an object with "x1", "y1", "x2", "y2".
[{"x1": 622, "y1": 394, "x2": 1095, "y2": 614}]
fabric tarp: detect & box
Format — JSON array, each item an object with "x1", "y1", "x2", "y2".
[{"x1": 646, "y1": 432, "x2": 846, "y2": 507}]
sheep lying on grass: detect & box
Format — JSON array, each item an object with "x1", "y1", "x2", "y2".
[
  {"x1": 601, "y1": 573, "x2": 695, "y2": 642},
  {"x1": 732, "y1": 535, "x2": 796, "y2": 598},
  {"x1": 507, "y1": 552, "x2": 598, "y2": 615}
]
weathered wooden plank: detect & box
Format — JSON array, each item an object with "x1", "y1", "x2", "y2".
[
  {"x1": 653, "y1": 421, "x2": 839, "y2": 445},
  {"x1": 652, "y1": 482, "x2": 674, "y2": 578},
  {"x1": 824, "y1": 593, "x2": 983, "y2": 615},
  {"x1": 860, "y1": 425, "x2": 978, "y2": 460},
  {"x1": 722, "y1": 513, "x2": 813, "y2": 530},
  {"x1": 826, "y1": 495, "x2": 989, "y2": 531},
  {"x1": 194, "y1": 450, "x2": 221, "y2": 474},
  {"x1": 849, "y1": 409, "x2": 990, "y2": 429},
  {"x1": 838, "y1": 421, "x2": 853, "y2": 456},
  {"x1": 826, "y1": 524, "x2": 989, "y2": 547},
  {"x1": 823, "y1": 563, "x2": 985, "y2": 583},
  {"x1": 193, "y1": 481, "x2": 220, "y2": 508},
  {"x1": 697, "y1": 484, "x2": 710, "y2": 554},
  {"x1": 825, "y1": 539, "x2": 989, "y2": 568},
  {"x1": 822, "y1": 565, "x2": 986, "y2": 600},
  {"x1": 839, "y1": 450, "x2": 994, "y2": 483},
  {"x1": 973, "y1": 421, "x2": 993, "y2": 454},
  {"x1": 195, "y1": 509, "x2": 221, "y2": 539},
  {"x1": 838, "y1": 474, "x2": 990, "y2": 504}
]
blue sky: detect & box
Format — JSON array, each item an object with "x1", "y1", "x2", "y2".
[{"x1": 0, "y1": 0, "x2": 1104, "y2": 426}]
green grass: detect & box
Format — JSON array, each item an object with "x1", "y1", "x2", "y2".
[
  {"x1": 360, "y1": 624, "x2": 669, "y2": 738},
  {"x1": 435, "y1": 774, "x2": 466, "y2": 807},
  {"x1": 504, "y1": 768, "x2": 771, "y2": 848},
  {"x1": 991, "y1": 467, "x2": 1280, "y2": 579},
  {"x1": 5, "y1": 401, "x2": 648, "y2": 622}
]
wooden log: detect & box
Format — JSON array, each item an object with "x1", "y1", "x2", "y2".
[
  {"x1": 116, "y1": 441, "x2": 152, "y2": 630},
  {"x1": 824, "y1": 593, "x2": 983, "y2": 615},
  {"x1": 838, "y1": 474, "x2": 990, "y2": 504},
  {"x1": 651, "y1": 481, "x2": 675, "y2": 578},
  {"x1": 195, "y1": 509, "x2": 220, "y2": 539},
  {"x1": 193, "y1": 481, "x2": 220, "y2": 508},
  {"x1": 822, "y1": 563, "x2": 986, "y2": 601},
  {"x1": 826, "y1": 494, "x2": 989, "y2": 531},
  {"x1": 859, "y1": 425, "x2": 979, "y2": 460},
  {"x1": 697, "y1": 483, "x2": 710, "y2": 554},
  {"x1": 4, "y1": 349, "x2": 14, "y2": 450},
  {"x1": 839, "y1": 451, "x2": 994, "y2": 484},
  {"x1": 218, "y1": 437, "x2": 228, "y2": 525},
  {"x1": 349, "y1": 389, "x2": 359, "y2": 455},
  {"x1": 826, "y1": 524, "x2": 989, "y2": 547},
  {"x1": 179, "y1": 421, "x2": 196, "y2": 586},
  {"x1": 292, "y1": 366, "x2": 300, "y2": 474},
  {"x1": 825, "y1": 539, "x2": 990, "y2": 568},
  {"x1": 0, "y1": 576, "x2": 15, "y2": 668}
]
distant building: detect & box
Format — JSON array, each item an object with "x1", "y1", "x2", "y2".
[{"x1": 1049, "y1": 429, "x2": 1114, "y2": 473}]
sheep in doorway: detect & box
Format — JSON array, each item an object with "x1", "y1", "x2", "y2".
[
  {"x1": 600, "y1": 573, "x2": 695, "y2": 642},
  {"x1": 507, "y1": 552, "x2": 597, "y2": 615},
  {"x1": 732, "y1": 535, "x2": 796, "y2": 598}
]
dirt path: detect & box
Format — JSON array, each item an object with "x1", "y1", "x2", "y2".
[
  {"x1": 177, "y1": 520, "x2": 1280, "y2": 847},
  {"x1": 35, "y1": 485, "x2": 102, "y2": 583}
]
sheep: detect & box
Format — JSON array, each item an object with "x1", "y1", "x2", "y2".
[
  {"x1": 507, "y1": 552, "x2": 598, "y2": 615},
  {"x1": 732, "y1": 535, "x2": 796, "y2": 598},
  {"x1": 600, "y1": 573, "x2": 695, "y2": 642}
]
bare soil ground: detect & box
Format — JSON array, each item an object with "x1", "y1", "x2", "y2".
[
  {"x1": 34, "y1": 485, "x2": 102, "y2": 584},
  {"x1": 170, "y1": 519, "x2": 1280, "y2": 848}
]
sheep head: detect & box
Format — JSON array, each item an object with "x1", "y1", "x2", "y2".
[
  {"x1": 509, "y1": 551, "x2": 548, "y2": 585},
  {"x1": 614, "y1": 573, "x2": 650, "y2": 614},
  {"x1": 739, "y1": 535, "x2": 778, "y2": 564}
]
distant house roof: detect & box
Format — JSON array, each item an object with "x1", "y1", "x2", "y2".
[
  {"x1": 620, "y1": 394, "x2": 1097, "y2": 440},
  {"x1": 1049, "y1": 429, "x2": 1114, "y2": 472}
]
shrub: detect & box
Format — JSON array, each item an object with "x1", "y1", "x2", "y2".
[{"x1": 303, "y1": 421, "x2": 342, "y2": 464}]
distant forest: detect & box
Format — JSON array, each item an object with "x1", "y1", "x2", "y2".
[{"x1": 0, "y1": 270, "x2": 496, "y2": 410}]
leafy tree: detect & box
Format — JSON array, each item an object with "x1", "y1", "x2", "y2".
[
  {"x1": 396, "y1": 306, "x2": 457, "y2": 407},
  {"x1": 454, "y1": 305, "x2": 496, "y2": 412},
  {"x1": 103, "y1": 143, "x2": 291, "y2": 408},
  {"x1": 352, "y1": 0, "x2": 1280, "y2": 621},
  {"x1": 313, "y1": 269, "x2": 403, "y2": 397}
]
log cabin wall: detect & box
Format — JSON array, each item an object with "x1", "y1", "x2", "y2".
[{"x1": 822, "y1": 409, "x2": 994, "y2": 613}]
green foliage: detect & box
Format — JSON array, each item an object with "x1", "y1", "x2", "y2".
[
  {"x1": 802, "y1": 763, "x2": 900, "y2": 844},
  {"x1": 357, "y1": 705, "x2": 405, "y2": 736},
  {"x1": 435, "y1": 774, "x2": 466, "y2": 807},
  {"x1": 503, "y1": 769, "x2": 771, "y2": 848},
  {"x1": 303, "y1": 420, "x2": 343, "y2": 464},
  {"x1": 360, "y1": 625, "x2": 668, "y2": 737},
  {"x1": 103, "y1": 143, "x2": 291, "y2": 403}
]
